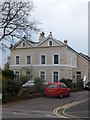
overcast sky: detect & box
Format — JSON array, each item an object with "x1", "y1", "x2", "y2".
[
  {"x1": 0, "y1": 0, "x2": 89, "y2": 68},
  {"x1": 32, "y1": 0, "x2": 88, "y2": 54}
]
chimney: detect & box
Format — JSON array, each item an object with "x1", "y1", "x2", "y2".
[
  {"x1": 64, "y1": 39, "x2": 68, "y2": 45},
  {"x1": 39, "y1": 32, "x2": 45, "y2": 42},
  {"x1": 49, "y1": 31, "x2": 53, "y2": 37}
]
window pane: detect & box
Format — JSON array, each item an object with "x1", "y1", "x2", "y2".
[
  {"x1": 23, "y1": 42, "x2": 25, "y2": 47},
  {"x1": 15, "y1": 71, "x2": 20, "y2": 79},
  {"x1": 27, "y1": 56, "x2": 31, "y2": 64},
  {"x1": 26, "y1": 71, "x2": 30, "y2": 76},
  {"x1": 53, "y1": 71, "x2": 58, "y2": 82},
  {"x1": 49, "y1": 41, "x2": 52, "y2": 46},
  {"x1": 41, "y1": 55, "x2": 45, "y2": 64},
  {"x1": 40, "y1": 71, "x2": 45, "y2": 80},
  {"x1": 48, "y1": 84, "x2": 58, "y2": 88},
  {"x1": 16, "y1": 56, "x2": 20, "y2": 64},
  {"x1": 54, "y1": 55, "x2": 58, "y2": 64}
]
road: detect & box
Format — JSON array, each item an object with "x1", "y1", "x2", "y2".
[
  {"x1": 2, "y1": 91, "x2": 88, "y2": 118},
  {"x1": 64, "y1": 98, "x2": 90, "y2": 118}
]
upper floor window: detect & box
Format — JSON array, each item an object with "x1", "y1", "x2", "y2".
[
  {"x1": 22, "y1": 42, "x2": 26, "y2": 47},
  {"x1": 49, "y1": 40, "x2": 53, "y2": 46},
  {"x1": 70, "y1": 55, "x2": 72, "y2": 65},
  {"x1": 53, "y1": 54, "x2": 59, "y2": 64},
  {"x1": 41, "y1": 55, "x2": 46, "y2": 64},
  {"x1": 27, "y1": 56, "x2": 31, "y2": 64},
  {"x1": 15, "y1": 56, "x2": 20, "y2": 64}
]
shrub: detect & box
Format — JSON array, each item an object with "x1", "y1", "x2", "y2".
[
  {"x1": 34, "y1": 77, "x2": 44, "y2": 92},
  {"x1": 19, "y1": 77, "x2": 44, "y2": 96},
  {"x1": 2, "y1": 70, "x2": 15, "y2": 80},
  {"x1": 2, "y1": 78, "x2": 21, "y2": 101},
  {"x1": 59, "y1": 78, "x2": 73, "y2": 88},
  {"x1": 19, "y1": 75, "x2": 32, "y2": 85}
]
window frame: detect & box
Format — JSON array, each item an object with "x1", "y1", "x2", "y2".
[
  {"x1": 15, "y1": 55, "x2": 20, "y2": 65},
  {"x1": 48, "y1": 40, "x2": 53, "y2": 46},
  {"x1": 52, "y1": 71, "x2": 59, "y2": 82},
  {"x1": 22, "y1": 42, "x2": 26, "y2": 47},
  {"x1": 26, "y1": 71, "x2": 31, "y2": 76},
  {"x1": 52, "y1": 54, "x2": 60, "y2": 65},
  {"x1": 40, "y1": 54, "x2": 46, "y2": 65},
  {"x1": 26, "y1": 55, "x2": 31, "y2": 65},
  {"x1": 39, "y1": 70, "x2": 46, "y2": 80},
  {"x1": 14, "y1": 70, "x2": 20, "y2": 79}
]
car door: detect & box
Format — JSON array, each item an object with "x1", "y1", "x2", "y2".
[{"x1": 60, "y1": 83, "x2": 68, "y2": 96}]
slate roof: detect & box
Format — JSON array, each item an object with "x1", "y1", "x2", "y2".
[{"x1": 79, "y1": 53, "x2": 90, "y2": 62}]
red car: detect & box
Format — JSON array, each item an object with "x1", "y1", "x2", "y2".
[{"x1": 44, "y1": 82, "x2": 71, "y2": 98}]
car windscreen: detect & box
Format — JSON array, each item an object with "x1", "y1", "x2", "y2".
[
  {"x1": 25, "y1": 80, "x2": 34, "y2": 85},
  {"x1": 47, "y1": 84, "x2": 58, "y2": 88}
]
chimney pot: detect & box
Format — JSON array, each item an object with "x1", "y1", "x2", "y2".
[
  {"x1": 64, "y1": 39, "x2": 68, "y2": 45},
  {"x1": 39, "y1": 32, "x2": 45, "y2": 42}
]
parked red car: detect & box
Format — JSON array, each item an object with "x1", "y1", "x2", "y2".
[{"x1": 44, "y1": 82, "x2": 71, "y2": 98}]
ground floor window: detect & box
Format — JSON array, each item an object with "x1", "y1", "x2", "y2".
[
  {"x1": 14, "y1": 70, "x2": 20, "y2": 79},
  {"x1": 53, "y1": 71, "x2": 59, "y2": 82},
  {"x1": 26, "y1": 71, "x2": 31, "y2": 76},
  {"x1": 68, "y1": 71, "x2": 72, "y2": 80},
  {"x1": 39, "y1": 71, "x2": 46, "y2": 80}
]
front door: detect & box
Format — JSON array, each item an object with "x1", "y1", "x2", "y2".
[{"x1": 76, "y1": 72, "x2": 81, "y2": 86}]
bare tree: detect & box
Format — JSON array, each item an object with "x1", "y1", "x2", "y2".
[{"x1": 0, "y1": 0, "x2": 40, "y2": 44}]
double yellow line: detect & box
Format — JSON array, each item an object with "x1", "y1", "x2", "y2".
[{"x1": 53, "y1": 98, "x2": 88, "y2": 118}]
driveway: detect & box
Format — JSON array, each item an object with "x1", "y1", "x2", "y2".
[{"x1": 2, "y1": 91, "x2": 88, "y2": 118}]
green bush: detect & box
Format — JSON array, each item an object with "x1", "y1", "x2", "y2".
[
  {"x1": 34, "y1": 77, "x2": 44, "y2": 92},
  {"x1": 2, "y1": 79, "x2": 21, "y2": 101},
  {"x1": 2, "y1": 70, "x2": 22, "y2": 101},
  {"x1": 71, "y1": 87, "x2": 84, "y2": 92},
  {"x1": 19, "y1": 75, "x2": 32, "y2": 85},
  {"x1": 19, "y1": 77, "x2": 44, "y2": 96},
  {"x1": 2, "y1": 70, "x2": 15, "y2": 80},
  {"x1": 19, "y1": 86, "x2": 36, "y2": 96},
  {"x1": 59, "y1": 78, "x2": 73, "y2": 88}
]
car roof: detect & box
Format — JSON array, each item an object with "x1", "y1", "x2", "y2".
[
  {"x1": 28, "y1": 80, "x2": 34, "y2": 82},
  {"x1": 48, "y1": 82, "x2": 64, "y2": 85}
]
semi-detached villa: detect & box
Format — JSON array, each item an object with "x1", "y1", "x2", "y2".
[{"x1": 9, "y1": 32, "x2": 90, "y2": 86}]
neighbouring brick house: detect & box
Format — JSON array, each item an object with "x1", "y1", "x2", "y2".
[{"x1": 9, "y1": 32, "x2": 90, "y2": 85}]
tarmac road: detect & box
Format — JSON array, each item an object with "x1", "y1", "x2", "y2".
[
  {"x1": 2, "y1": 91, "x2": 88, "y2": 118},
  {"x1": 64, "y1": 98, "x2": 90, "y2": 118}
]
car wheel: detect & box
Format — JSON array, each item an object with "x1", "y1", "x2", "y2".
[
  {"x1": 67, "y1": 92, "x2": 71, "y2": 97},
  {"x1": 59, "y1": 93, "x2": 63, "y2": 99}
]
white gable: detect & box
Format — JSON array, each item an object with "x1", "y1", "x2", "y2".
[
  {"x1": 12, "y1": 38, "x2": 33, "y2": 49},
  {"x1": 37, "y1": 36, "x2": 63, "y2": 47}
]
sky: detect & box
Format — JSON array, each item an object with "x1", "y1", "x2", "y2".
[
  {"x1": 0, "y1": 0, "x2": 89, "y2": 68},
  {"x1": 32, "y1": 0, "x2": 88, "y2": 54}
]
